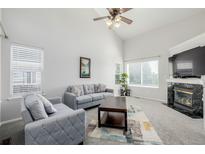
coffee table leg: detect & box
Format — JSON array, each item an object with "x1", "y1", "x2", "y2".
[
  {"x1": 98, "y1": 108, "x2": 101, "y2": 127},
  {"x1": 125, "y1": 112, "x2": 127, "y2": 131}
]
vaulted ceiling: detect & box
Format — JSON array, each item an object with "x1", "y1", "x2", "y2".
[{"x1": 95, "y1": 8, "x2": 205, "y2": 40}]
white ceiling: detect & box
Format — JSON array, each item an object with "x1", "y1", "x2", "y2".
[{"x1": 94, "y1": 8, "x2": 205, "y2": 40}]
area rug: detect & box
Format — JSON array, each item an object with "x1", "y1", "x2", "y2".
[{"x1": 86, "y1": 102, "x2": 163, "y2": 145}]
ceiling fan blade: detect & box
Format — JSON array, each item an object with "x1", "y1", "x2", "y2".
[
  {"x1": 106, "y1": 8, "x2": 114, "y2": 15},
  {"x1": 120, "y1": 16, "x2": 133, "y2": 24},
  {"x1": 93, "y1": 16, "x2": 110, "y2": 21},
  {"x1": 120, "y1": 8, "x2": 132, "y2": 14}
]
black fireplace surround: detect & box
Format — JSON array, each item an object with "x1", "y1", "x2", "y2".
[{"x1": 168, "y1": 82, "x2": 203, "y2": 117}]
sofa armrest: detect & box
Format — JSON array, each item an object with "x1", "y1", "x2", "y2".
[
  {"x1": 64, "y1": 92, "x2": 77, "y2": 110},
  {"x1": 25, "y1": 109, "x2": 85, "y2": 145},
  {"x1": 105, "y1": 88, "x2": 114, "y2": 94},
  {"x1": 49, "y1": 97, "x2": 62, "y2": 105}
]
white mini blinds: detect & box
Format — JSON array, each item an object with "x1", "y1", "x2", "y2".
[{"x1": 11, "y1": 44, "x2": 43, "y2": 96}]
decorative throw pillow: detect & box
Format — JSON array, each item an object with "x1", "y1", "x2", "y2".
[
  {"x1": 99, "y1": 84, "x2": 106, "y2": 92},
  {"x1": 83, "y1": 84, "x2": 95, "y2": 94},
  {"x1": 94, "y1": 84, "x2": 106, "y2": 93},
  {"x1": 70, "y1": 85, "x2": 84, "y2": 96},
  {"x1": 37, "y1": 94, "x2": 57, "y2": 114},
  {"x1": 25, "y1": 99, "x2": 48, "y2": 121},
  {"x1": 94, "y1": 84, "x2": 99, "y2": 93}
]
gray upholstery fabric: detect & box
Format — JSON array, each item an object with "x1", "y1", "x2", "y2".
[
  {"x1": 24, "y1": 94, "x2": 39, "y2": 105},
  {"x1": 64, "y1": 84, "x2": 114, "y2": 110},
  {"x1": 64, "y1": 92, "x2": 77, "y2": 110},
  {"x1": 48, "y1": 97, "x2": 62, "y2": 105},
  {"x1": 76, "y1": 95, "x2": 92, "y2": 104},
  {"x1": 83, "y1": 84, "x2": 95, "y2": 94},
  {"x1": 94, "y1": 84, "x2": 99, "y2": 93},
  {"x1": 94, "y1": 84, "x2": 106, "y2": 93},
  {"x1": 25, "y1": 100, "x2": 48, "y2": 121},
  {"x1": 89, "y1": 93, "x2": 104, "y2": 101},
  {"x1": 105, "y1": 88, "x2": 114, "y2": 94},
  {"x1": 98, "y1": 84, "x2": 106, "y2": 92},
  {"x1": 22, "y1": 98, "x2": 85, "y2": 145},
  {"x1": 21, "y1": 100, "x2": 34, "y2": 124},
  {"x1": 77, "y1": 100, "x2": 101, "y2": 109},
  {"x1": 70, "y1": 85, "x2": 84, "y2": 96},
  {"x1": 48, "y1": 104, "x2": 74, "y2": 117},
  {"x1": 37, "y1": 94, "x2": 57, "y2": 114},
  {"x1": 100, "y1": 92, "x2": 114, "y2": 98},
  {"x1": 25, "y1": 109, "x2": 85, "y2": 145}
]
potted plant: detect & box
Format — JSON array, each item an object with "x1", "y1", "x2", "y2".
[{"x1": 119, "y1": 73, "x2": 130, "y2": 96}]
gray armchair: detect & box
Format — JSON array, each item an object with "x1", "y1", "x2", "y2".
[{"x1": 21, "y1": 97, "x2": 85, "y2": 145}]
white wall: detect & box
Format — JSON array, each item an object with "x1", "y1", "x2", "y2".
[
  {"x1": 1, "y1": 8, "x2": 123, "y2": 122},
  {"x1": 124, "y1": 12, "x2": 205, "y2": 101}
]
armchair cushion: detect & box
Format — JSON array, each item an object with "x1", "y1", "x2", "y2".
[
  {"x1": 25, "y1": 99, "x2": 48, "y2": 121},
  {"x1": 49, "y1": 103, "x2": 74, "y2": 117},
  {"x1": 76, "y1": 95, "x2": 92, "y2": 104},
  {"x1": 37, "y1": 94, "x2": 57, "y2": 114},
  {"x1": 49, "y1": 97, "x2": 62, "y2": 105}
]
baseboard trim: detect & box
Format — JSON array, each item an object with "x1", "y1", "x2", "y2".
[
  {"x1": 131, "y1": 96, "x2": 166, "y2": 103},
  {"x1": 0, "y1": 117, "x2": 22, "y2": 126}
]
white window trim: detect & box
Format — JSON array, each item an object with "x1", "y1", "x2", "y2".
[
  {"x1": 125, "y1": 57, "x2": 160, "y2": 88},
  {"x1": 10, "y1": 43, "x2": 44, "y2": 97}
]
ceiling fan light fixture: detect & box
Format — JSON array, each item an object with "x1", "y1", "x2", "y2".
[
  {"x1": 115, "y1": 16, "x2": 121, "y2": 22},
  {"x1": 114, "y1": 22, "x2": 121, "y2": 28},
  {"x1": 94, "y1": 8, "x2": 133, "y2": 29},
  {"x1": 106, "y1": 19, "x2": 113, "y2": 26}
]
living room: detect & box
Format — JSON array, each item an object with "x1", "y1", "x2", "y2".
[{"x1": 1, "y1": 1, "x2": 205, "y2": 151}]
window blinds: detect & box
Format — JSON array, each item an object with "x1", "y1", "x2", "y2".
[{"x1": 11, "y1": 44, "x2": 43, "y2": 95}]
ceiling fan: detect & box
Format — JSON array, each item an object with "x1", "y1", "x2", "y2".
[{"x1": 93, "y1": 8, "x2": 133, "y2": 29}]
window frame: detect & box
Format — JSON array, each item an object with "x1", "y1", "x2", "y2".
[
  {"x1": 125, "y1": 58, "x2": 159, "y2": 88},
  {"x1": 115, "y1": 63, "x2": 123, "y2": 85},
  {"x1": 10, "y1": 43, "x2": 44, "y2": 97}
]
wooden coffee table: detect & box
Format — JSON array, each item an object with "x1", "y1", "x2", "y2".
[{"x1": 98, "y1": 96, "x2": 128, "y2": 131}]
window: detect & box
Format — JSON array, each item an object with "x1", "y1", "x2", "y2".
[
  {"x1": 126, "y1": 59, "x2": 159, "y2": 87},
  {"x1": 115, "y1": 63, "x2": 122, "y2": 84},
  {"x1": 11, "y1": 44, "x2": 43, "y2": 96}
]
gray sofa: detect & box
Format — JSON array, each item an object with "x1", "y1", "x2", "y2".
[
  {"x1": 21, "y1": 97, "x2": 85, "y2": 145},
  {"x1": 64, "y1": 84, "x2": 114, "y2": 110}
]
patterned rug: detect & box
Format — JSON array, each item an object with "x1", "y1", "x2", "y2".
[{"x1": 86, "y1": 102, "x2": 163, "y2": 145}]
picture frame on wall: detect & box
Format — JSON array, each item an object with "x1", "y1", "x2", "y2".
[{"x1": 80, "y1": 57, "x2": 91, "y2": 78}]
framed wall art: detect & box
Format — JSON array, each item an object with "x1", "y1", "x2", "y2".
[{"x1": 80, "y1": 57, "x2": 91, "y2": 78}]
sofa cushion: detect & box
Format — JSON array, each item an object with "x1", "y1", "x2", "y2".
[
  {"x1": 25, "y1": 98, "x2": 48, "y2": 121},
  {"x1": 94, "y1": 84, "x2": 106, "y2": 93},
  {"x1": 83, "y1": 84, "x2": 95, "y2": 94},
  {"x1": 49, "y1": 103, "x2": 74, "y2": 117},
  {"x1": 76, "y1": 95, "x2": 92, "y2": 104},
  {"x1": 100, "y1": 92, "x2": 114, "y2": 98},
  {"x1": 89, "y1": 93, "x2": 104, "y2": 101},
  {"x1": 37, "y1": 94, "x2": 57, "y2": 114},
  {"x1": 70, "y1": 85, "x2": 84, "y2": 96}
]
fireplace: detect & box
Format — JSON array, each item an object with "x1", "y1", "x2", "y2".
[
  {"x1": 168, "y1": 82, "x2": 203, "y2": 117},
  {"x1": 174, "y1": 87, "x2": 193, "y2": 107}
]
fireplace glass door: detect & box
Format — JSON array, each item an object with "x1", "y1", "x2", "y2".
[{"x1": 174, "y1": 88, "x2": 193, "y2": 107}]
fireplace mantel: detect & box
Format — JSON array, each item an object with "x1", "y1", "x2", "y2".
[{"x1": 166, "y1": 78, "x2": 204, "y2": 85}]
